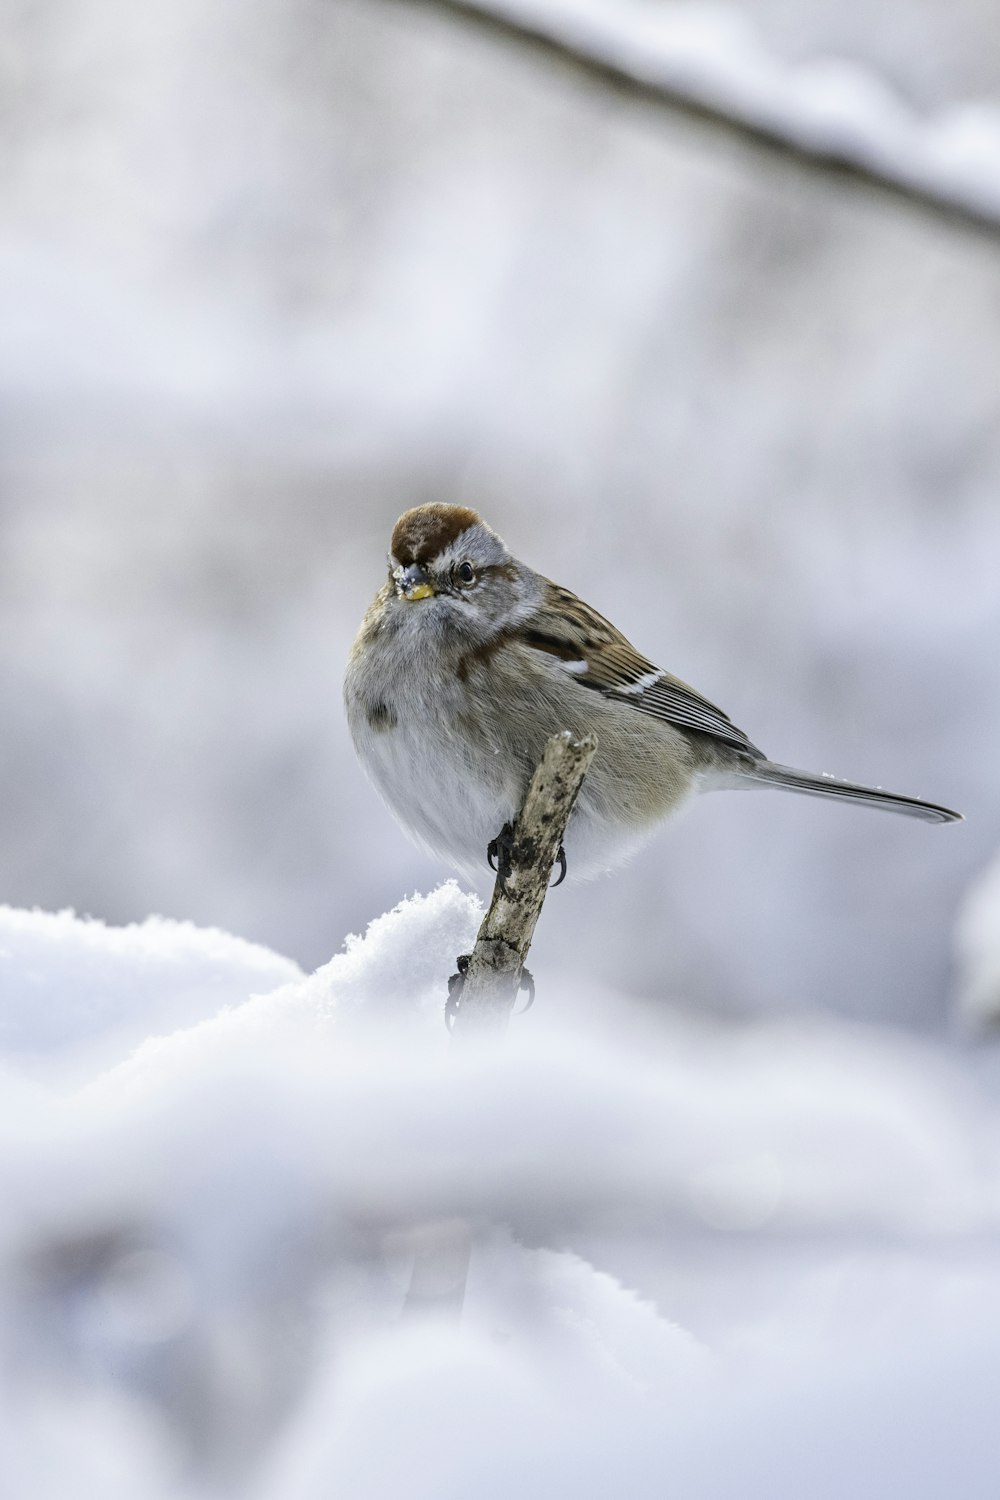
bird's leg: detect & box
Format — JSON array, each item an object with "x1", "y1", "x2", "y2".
[
  {"x1": 551, "y1": 845, "x2": 567, "y2": 887},
  {"x1": 486, "y1": 821, "x2": 516, "y2": 895}
]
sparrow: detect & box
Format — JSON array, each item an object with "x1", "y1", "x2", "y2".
[{"x1": 344, "y1": 504, "x2": 962, "y2": 879}]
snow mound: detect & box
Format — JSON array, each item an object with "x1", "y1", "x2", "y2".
[
  {"x1": 0, "y1": 904, "x2": 303, "y2": 1079},
  {"x1": 268, "y1": 878, "x2": 484, "y2": 1027},
  {"x1": 2, "y1": 883, "x2": 1000, "y2": 1498}
]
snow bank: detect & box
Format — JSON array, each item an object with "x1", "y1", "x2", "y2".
[
  {"x1": 2, "y1": 884, "x2": 1000, "y2": 1498},
  {"x1": 0, "y1": 904, "x2": 303, "y2": 1083}
]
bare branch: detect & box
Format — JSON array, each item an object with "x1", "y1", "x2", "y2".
[
  {"x1": 403, "y1": 731, "x2": 596, "y2": 1313},
  {"x1": 393, "y1": 0, "x2": 1000, "y2": 244},
  {"x1": 449, "y1": 730, "x2": 598, "y2": 1036}
]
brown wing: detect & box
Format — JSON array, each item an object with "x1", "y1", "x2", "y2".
[{"x1": 524, "y1": 581, "x2": 762, "y2": 757}]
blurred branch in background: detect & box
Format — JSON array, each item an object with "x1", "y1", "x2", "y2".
[{"x1": 395, "y1": 0, "x2": 1000, "y2": 243}]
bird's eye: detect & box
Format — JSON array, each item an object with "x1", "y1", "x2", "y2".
[{"x1": 455, "y1": 561, "x2": 476, "y2": 586}]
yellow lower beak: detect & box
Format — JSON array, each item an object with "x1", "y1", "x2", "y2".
[{"x1": 405, "y1": 581, "x2": 435, "y2": 601}]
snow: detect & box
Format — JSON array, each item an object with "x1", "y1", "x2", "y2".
[
  {"x1": 3, "y1": 882, "x2": 1000, "y2": 1496},
  {"x1": 0, "y1": 905, "x2": 302, "y2": 1084}
]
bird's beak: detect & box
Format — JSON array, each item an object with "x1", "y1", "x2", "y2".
[{"x1": 393, "y1": 563, "x2": 435, "y2": 601}]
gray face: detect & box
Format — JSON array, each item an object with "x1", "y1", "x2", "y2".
[{"x1": 384, "y1": 505, "x2": 534, "y2": 647}]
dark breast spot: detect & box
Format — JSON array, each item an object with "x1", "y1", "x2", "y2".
[
  {"x1": 455, "y1": 628, "x2": 517, "y2": 682},
  {"x1": 390, "y1": 503, "x2": 481, "y2": 566},
  {"x1": 367, "y1": 700, "x2": 398, "y2": 733}
]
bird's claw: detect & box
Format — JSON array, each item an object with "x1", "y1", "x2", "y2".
[
  {"x1": 445, "y1": 954, "x2": 471, "y2": 1032},
  {"x1": 486, "y1": 821, "x2": 516, "y2": 894},
  {"x1": 487, "y1": 826, "x2": 567, "y2": 893},
  {"x1": 514, "y1": 967, "x2": 535, "y2": 1014},
  {"x1": 444, "y1": 956, "x2": 535, "y2": 1030}
]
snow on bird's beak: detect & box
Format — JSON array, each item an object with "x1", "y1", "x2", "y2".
[{"x1": 393, "y1": 563, "x2": 435, "y2": 601}]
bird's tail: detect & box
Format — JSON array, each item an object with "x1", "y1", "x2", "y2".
[{"x1": 738, "y1": 760, "x2": 963, "y2": 824}]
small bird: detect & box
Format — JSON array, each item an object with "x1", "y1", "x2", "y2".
[{"x1": 344, "y1": 504, "x2": 962, "y2": 879}]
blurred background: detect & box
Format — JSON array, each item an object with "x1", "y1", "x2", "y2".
[{"x1": 2, "y1": 0, "x2": 999, "y2": 1029}]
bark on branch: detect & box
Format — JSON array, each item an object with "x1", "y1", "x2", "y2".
[{"x1": 449, "y1": 729, "x2": 598, "y2": 1036}]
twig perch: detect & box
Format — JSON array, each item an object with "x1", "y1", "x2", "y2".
[
  {"x1": 403, "y1": 731, "x2": 595, "y2": 1316},
  {"x1": 449, "y1": 729, "x2": 598, "y2": 1036}
]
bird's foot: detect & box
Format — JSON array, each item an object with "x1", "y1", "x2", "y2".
[
  {"x1": 487, "y1": 825, "x2": 567, "y2": 893},
  {"x1": 515, "y1": 966, "x2": 535, "y2": 1014},
  {"x1": 445, "y1": 954, "x2": 470, "y2": 1032},
  {"x1": 444, "y1": 956, "x2": 535, "y2": 1031},
  {"x1": 487, "y1": 821, "x2": 516, "y2": 894}
]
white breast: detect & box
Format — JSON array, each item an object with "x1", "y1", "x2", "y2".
[{"x1": 344, "y1": 647, "x2": 523, "y2": 878}]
